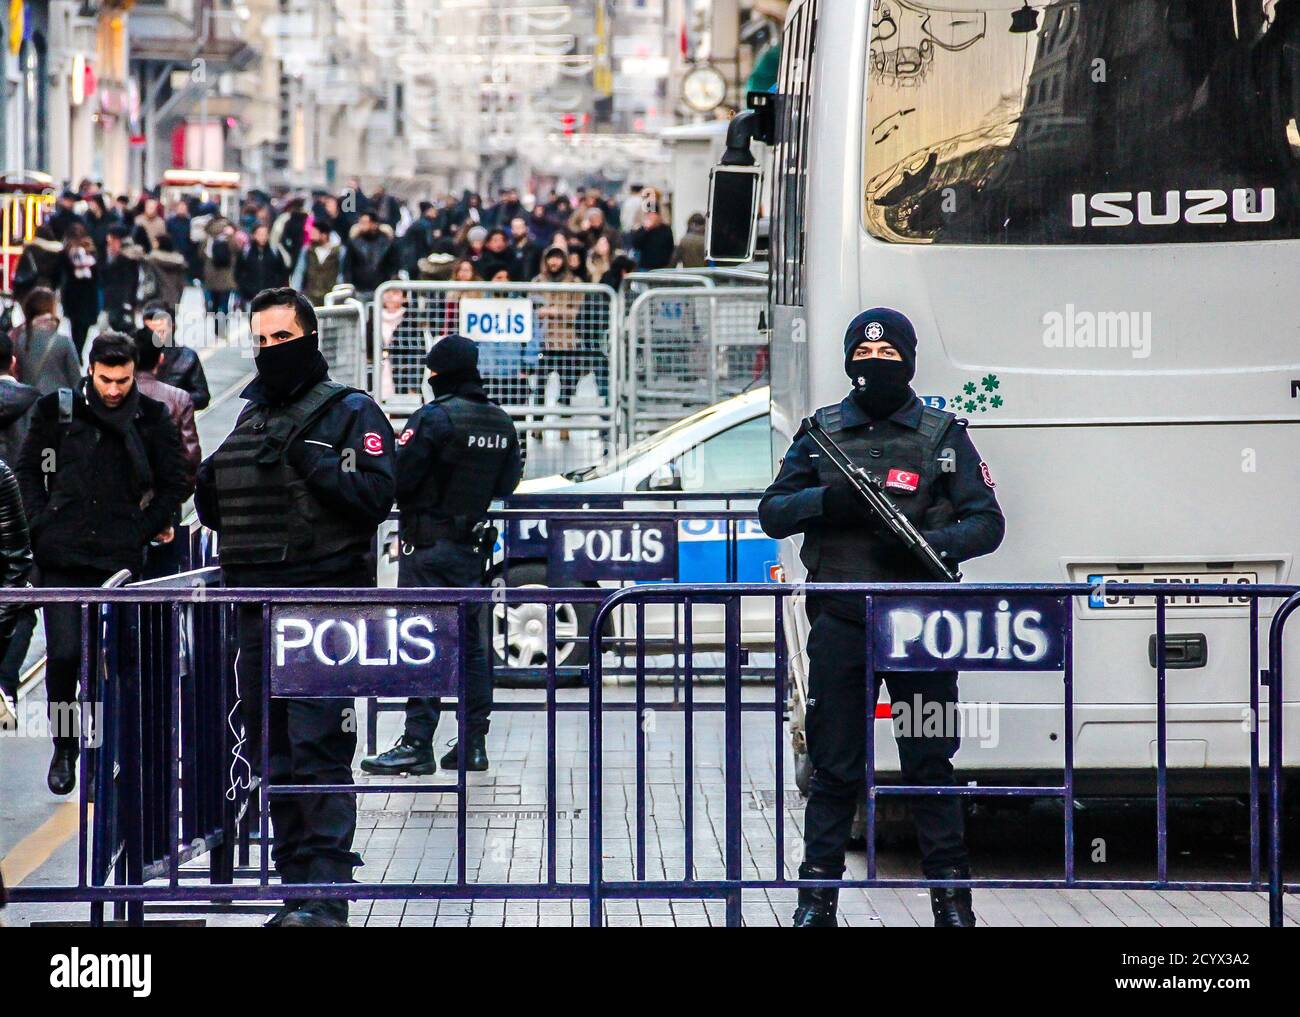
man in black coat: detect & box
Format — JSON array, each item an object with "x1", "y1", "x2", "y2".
[
  {"x1": 16, "y1": 332, "x2": 188, "y2": 795},
  {"x1": 236, "y1": 224, "x2": 292, "y2": 303},
  {"x1": 629, "y1": 208, "x2": 676, "y2": 271},
  {"x1": 101, "y1": 225, "x2": 143, "y2": 331},
  {"x1": 342, "y1": 212, "x2": 400, "y2": 298},
  {"x1": 46, "y1": 191, "x2": 87, "y2": 241}
]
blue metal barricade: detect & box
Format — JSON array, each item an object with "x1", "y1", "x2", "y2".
[
  {"x1": 362, "y1": 492, "x2": 773, "y2": 753},
  {"x1": 585, "y1": 582, "x2": 1295, "y2": 928},
  {"x1": 5, "y1": 578, "x2": 1294, "y2": 927}
]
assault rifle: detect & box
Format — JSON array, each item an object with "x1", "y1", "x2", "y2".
[{"x1": 804, "y1": 417, "x2": 961, "y2": 582}]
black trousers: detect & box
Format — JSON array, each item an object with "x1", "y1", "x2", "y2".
[
  {"x1": 41, "y1": 565, "x2": 121, "y2": 751},
  {"x1": 0, "y1": 608, "x2": 36, "y2": 702},
  {"x1": 398, "y1": 542, "x2": 491, "y2": 743},
  {"x1": 235, "y1": 562, "x2": 371, "y2": 897},
  {"x1": 803, "y1": 607, "x2": 968, "y2": 878}
]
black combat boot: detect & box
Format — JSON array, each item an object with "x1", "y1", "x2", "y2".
[
  {"x1": 359, "y1": 736, "x2": 436, "y2": 776},
  {"x1": 265, "y1": 861, "x2": 310, "y2": 927},
  {"x1": 929, "y1": 867, "x2": 977, "y2": 927},
  {"x1": 279, "y1": 859, "x2": 352, "y2": 927},
  {"x1": 278, "y1": 902, "x2": 348, "y2": 928},
  {"x1": 440, "y1": 734, "x2": 489, "y2": 772},
  {"x1": 791, "y1": 863, "x2": 840, "y2": 927},
  {"x1": 47, "y1": 746, "x2": 78, "y2": 796}
]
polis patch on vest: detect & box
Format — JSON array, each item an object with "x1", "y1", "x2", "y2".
[
  {"x1": 873, "y1": 596, "x2": 1068, "y2": 671},
  {"x1": 269, "y1": 603, "x2": 461, "y2": 697},
  {"x1": 548, "y1": 519, "x2": 678, "y2": 583}
]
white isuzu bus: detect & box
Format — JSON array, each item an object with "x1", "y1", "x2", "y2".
[{"x1": 712, "y1": 0, "x2": 1300, "y2": 798}]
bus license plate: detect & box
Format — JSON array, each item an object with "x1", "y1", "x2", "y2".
[{"x1": 1087, "y1": 572, "x2": 1257, "y2": 609}]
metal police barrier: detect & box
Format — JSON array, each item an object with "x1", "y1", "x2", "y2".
[
  {"x1": 4, "y1": 570, "x2": 248, "y2": 925},
  {"x1": 6, "y1": 581, "x2": 1295, "y2": 926},
  {"x1": 316, "y1": 297, "x2": 367, "y2": 391},
  {"x1": 585, "y1": 582, "x2": 1296, "y2": 927},
  {"x1": 6, "y1": 585, "x2": 607, "y2": 923},
  {"x1": 370, "y1": 280, "x2": 620, "y2": 446},
  {"x1": 619, "y1": 268, "x2": 767, "y2": 309},
  {"x1": 623, "y1": 287, "x2": 768, "y2": 442},
  {"x1": 620, "y1": 271, "x2": 713, "y2": 311},
  {"x1": 362, "y1": 493, "x2": 773, "y2": 755}
]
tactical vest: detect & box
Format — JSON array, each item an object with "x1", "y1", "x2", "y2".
[
  {"x1": 799, "y1": 402, "x2": 957, "y2": 583},
  {"x1": 399, "y1": 394, "x2": 516, "y2": 547},
  {"x1": 213, "y1": 380, "x2": 365, "y2": 566}
]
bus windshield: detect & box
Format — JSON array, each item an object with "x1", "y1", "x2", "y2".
[{"x1": 863, "y1": 0, "x2": 1300, "y2": 244}]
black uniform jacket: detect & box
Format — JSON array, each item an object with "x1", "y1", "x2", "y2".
[
  {"x1": 195, "y1": 376, "x2": 396, "y2": 584},
  {"x1": 759, "y1": 393, "x2": 1006, "y2": 567}
]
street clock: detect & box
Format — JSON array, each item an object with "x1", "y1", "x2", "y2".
[{"x1": 682, "y1": 64, "x2": 728, "y2": 114}]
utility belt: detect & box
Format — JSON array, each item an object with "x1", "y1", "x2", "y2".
[{"x1": 400, "y1": 515, "x2": 498, "y2": 570}]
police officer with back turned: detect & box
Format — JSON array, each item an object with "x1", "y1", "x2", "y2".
[
  {"x1": 759, "y1": 308, "x2": 1005, "y2": 928},
  {"x1": 195, "y1": 287, "x2": 396, "y2": 928},
  {"x1": 361, "y1": 334, "x2": 522, "y2": 777}
]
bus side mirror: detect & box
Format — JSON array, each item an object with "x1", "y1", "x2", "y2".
[{"x1": 706, "y1": 165, "x2": 762, "y2": 264}]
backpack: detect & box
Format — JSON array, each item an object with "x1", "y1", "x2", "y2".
[{"x1": 210, "y1": 236, "x2": 233, "y2": 269}]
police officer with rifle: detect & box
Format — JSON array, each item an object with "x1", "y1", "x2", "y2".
[
  {"x1": 361, "y1": 334, "x2": 522, "y2": 777},
  {"x1": 759, "y1": 308, "x2": 1005, "y2": 928},
  {"x1": 195, "y1": 288, "x2": 396, "y2": 928}
]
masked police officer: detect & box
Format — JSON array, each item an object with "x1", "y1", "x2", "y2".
[
  {"x1": 361, "y1": 334, "x2": 522, "y2": 777},
  {"x1": 195, "y1": 287, "x2": 396, "y2": 928},
  {"x1": 759, "y1": 308, "x2": 1005, "y2": 928}
]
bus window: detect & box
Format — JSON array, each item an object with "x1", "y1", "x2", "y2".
[{"x1": 863, "y1": 0, "x2": 1300, "y2": 245}]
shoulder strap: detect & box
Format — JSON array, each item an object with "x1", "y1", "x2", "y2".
[
  {"x1": 812, "y1": 403, "x2": 843, "y2": 435},
  {"x1": 57, "y1": 387, "x2": 74, "y2": 426},
  {"x1": 280, "y1": 380, "x2": 356, "y2": 446},
  {"x1": 917, "y1": 405, "x2": 956, "y2": 453}
]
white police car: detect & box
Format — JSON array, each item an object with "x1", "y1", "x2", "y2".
[{"x1": 496, "y1": 387, "x2": 778, "y2": 672}]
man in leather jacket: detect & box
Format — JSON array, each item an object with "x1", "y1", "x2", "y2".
[
  {"x1": 134, "y1": 330, "x2": 201, "y2": 578},
  {"x1": 139, "y1": 302, "x2": 211, "y2": 411},
  {"x1": 0, "y1": 456, "x2": 33, "y2": 730}
]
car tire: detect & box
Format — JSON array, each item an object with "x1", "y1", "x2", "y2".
[{"x1": 487, "y1": 561, "x2": 599, "y2": 689}]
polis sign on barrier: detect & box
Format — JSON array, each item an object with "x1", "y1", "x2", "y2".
[
  {"x1": 269, "y1": 603, "x2": 461, "y2": 697},
  {"x1": 547, "y1": 519, "x2": 678, "y2": 583},
  {"x1": 458, "y1": 298, "x2": 533, "y2": 343},
  {"x1": 873, "y1": 595, "x2": 1069, "y2": 672}
]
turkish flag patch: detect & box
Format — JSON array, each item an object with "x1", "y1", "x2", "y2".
[
  {"x1": 363, "y1": 432, "x2": 385, "y2": 456},
  {"x1": 885, "y1": 468, "x2": 920, "y2": 493},
  {"x1": 980, "y1": 462, "x2": 996, "y2": 488},
  {"x1": 397, "y1": 428, "x2": 414, "y2": 447}
]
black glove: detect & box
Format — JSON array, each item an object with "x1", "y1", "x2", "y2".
[{"x1": 821, "y1": 482, "x2": 864, "y2": 526}]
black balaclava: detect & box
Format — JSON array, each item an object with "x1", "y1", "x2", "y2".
[
  {"x1": 843, "y1": 307, "x2": 918, "y2": 420},
  {"x1": 425, "y1": 333, "x2": 483, "y2": 398},
  {"x1": 255, "y1": 328, "x2": 328, "y2": 404}
]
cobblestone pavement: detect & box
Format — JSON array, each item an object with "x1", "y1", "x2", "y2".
[{"x1": 6, "y1": 686, "x2": 1297, "y2": 927}]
